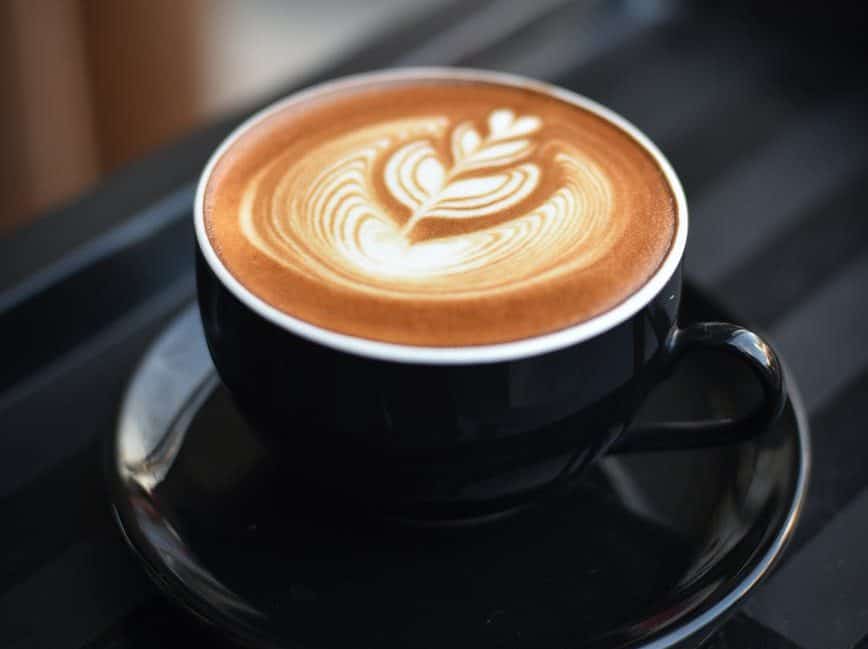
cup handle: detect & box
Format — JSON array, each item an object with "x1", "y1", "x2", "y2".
[{"x1": 611, "y1": 322, "x2": 786, "y2": 454}]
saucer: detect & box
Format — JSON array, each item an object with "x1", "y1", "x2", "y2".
[{"x1": 110, "y1": 296, "x2": 809, "y2": 649}]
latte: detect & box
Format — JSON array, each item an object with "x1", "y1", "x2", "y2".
[{"x1": 203, "y1": 73, "x2": 677, "y2": 346}]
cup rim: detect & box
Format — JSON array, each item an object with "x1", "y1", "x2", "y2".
[{"x1": 194, "y1": 67, "x2": 688, "y2": 365}]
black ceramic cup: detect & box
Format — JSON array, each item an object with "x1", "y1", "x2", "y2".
[{"x1": 194, "y1": 69, "x2": 785, "y2": 520}]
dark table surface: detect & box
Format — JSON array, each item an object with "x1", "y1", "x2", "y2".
[{"x1": 2, "y1": 2, "x2": 867, "y2": 648}]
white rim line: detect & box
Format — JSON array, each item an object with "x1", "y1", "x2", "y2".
[{"x1": 194, "y1": 67, "x2": 689, "y2": 365}]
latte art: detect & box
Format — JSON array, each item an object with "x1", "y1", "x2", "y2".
[
  {"x1": 204, "y1": 76, "x2": 677, "y2": 345},
  {"x1": 240, "y1": 108, "x2": 620, "y2": 297},
  {"x1": 390, "y1": 109, "x2": 541, "y2": 237}
]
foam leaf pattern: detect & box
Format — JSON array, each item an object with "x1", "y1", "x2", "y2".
[
  {"x1": 238, "y1": 111, "x2": 622, "y2": 299},
  {"x1": 421, "y1": 165, "x2": 540, "y2": 219},
  {"x1": 384, "y1": 141, "x2": 445, "y2": 212},
  {"x1": 451, "y1": 123, "x2": 481, "y2": 162},
  {"x1": 385, "y1": 107, "x2": 544, "y2": 237}
]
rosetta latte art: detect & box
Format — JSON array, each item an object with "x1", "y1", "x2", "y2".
[{"x1": 239, "y1": 108, "x2": 621, "y2": 297}]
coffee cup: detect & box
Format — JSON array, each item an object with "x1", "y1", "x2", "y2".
[{"x1": 194, "y1": 68, "x2": 785, "y2": 519}]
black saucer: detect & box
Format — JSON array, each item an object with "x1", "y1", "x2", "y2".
[{"x1": 110, "y1": 296, "x2": 809, "y2": 649}]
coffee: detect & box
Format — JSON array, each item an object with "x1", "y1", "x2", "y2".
[{"x1": 204, "y1": 74, "x2": 677, "y2": 346}]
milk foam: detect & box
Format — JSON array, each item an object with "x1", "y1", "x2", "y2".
[
  {"x1": 239, "y1": 108, "x2": 620, "y2": 297},
  {"x1": 205, "y1": 76, "x2": 677, "y2": 346}
]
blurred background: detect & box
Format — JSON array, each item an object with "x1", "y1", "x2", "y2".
[
  {"x1": 0, "y1": 0, "x2": 449, "y2": 233},
  {"x1": 3, "y1": 2, "x2": 868, "y2": 648},
  {"x1": 2, "y1": 0, "x2": 866, "y2": 237}
]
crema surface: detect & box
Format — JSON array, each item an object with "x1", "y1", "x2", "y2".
[{"x1": 204, "y1": 77, "x2": 677, "y2": 345}]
